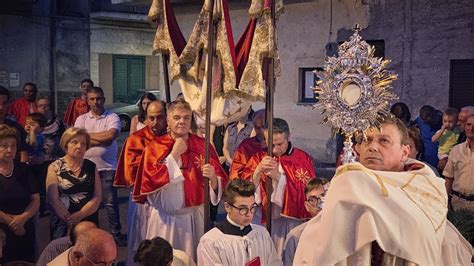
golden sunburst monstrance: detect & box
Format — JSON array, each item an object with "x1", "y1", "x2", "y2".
[{"x1": 314, "y1": 25, "x2": 398, "y2": 163}]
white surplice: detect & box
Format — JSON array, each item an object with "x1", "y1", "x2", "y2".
[
  {"x1": 145, "y1": 154, "x2": 222, "y2": 261},
  {"x1": 282, "y1": 221, "x2": 307, "y2": 266},
  {"x1": 294, "y1": 160, "x2": 448, "y2": 265},
  {"x1": 197, "y1": 223, "x2": 283, "y2": 266},
  {"x1": 125, "y1": 195, "x2": 151, "y2": 266}
]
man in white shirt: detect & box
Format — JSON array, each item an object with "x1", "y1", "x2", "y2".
[
  {"x1": 74, "y1": 87, "x2": 125, "y2": 246},
  {"x1": 197, "y1": 178, "x2": 282, "y2": 266}
]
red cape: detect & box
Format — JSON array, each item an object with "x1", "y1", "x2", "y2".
[
  {"x1": 242, "y1": 148, "x2": 316, "y2": 222},
  {"x1": 133, "y1": 133, "x2": 228, "y2": 206},
  {"x1": 8, "y1": 98, "x2": 37, "y2": 126},
  {"x1": 114, "y1": 126, "x2": 159, "y2": 188},
  {"x1": 63, "y1": 98, "x2": 89, "y2": 126},
  {"x1": 229, "y1": 136, "x2": 266, "y2": 180}
]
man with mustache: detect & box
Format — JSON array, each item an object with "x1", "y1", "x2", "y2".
[
  {"x1": 132, "y1": 100, "x2": 228, "y2": 260},
  {"x1": 114, "y1": 100, "x2": 167, "y2": 265},
  {"x1": 294, "y1": 117, "x2": 471, "y2": 265}
]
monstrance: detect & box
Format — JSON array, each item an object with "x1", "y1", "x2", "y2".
[{"x1": 314, "y1": 25, "x2": 398, "y2": 164}]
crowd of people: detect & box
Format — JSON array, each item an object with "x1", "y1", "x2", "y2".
[{"x1": 0, "y1": 80, "x2": 472, "y2": 265}]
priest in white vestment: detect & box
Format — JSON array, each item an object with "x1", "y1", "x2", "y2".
[
  {"x1": 294, "y1": 117, "x2": 450, "y2": 265},
  {"x1": 132, "y1": 101, "x2": 228, "y2": 261},
  {"x1": 198, "y1": 179, "x2": 283, "y2": 266}
]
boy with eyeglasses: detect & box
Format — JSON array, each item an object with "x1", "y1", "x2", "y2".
[
  {"x1": 197, "y1": 179, "x2": 282, "y2": 266},
  {"x1": 282, "y1": 178, "x2": 329, "y2": 265}
]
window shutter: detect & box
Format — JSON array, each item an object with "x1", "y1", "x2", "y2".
[
  {"x1": 113, "y1": 56, "x2": 129, "y2": 103},
  {"x1": 129, "y1": 56, "x2": 145, "y2": 101}
]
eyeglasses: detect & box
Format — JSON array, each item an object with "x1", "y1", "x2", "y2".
[
  {"x1": 306, "y1": 196, "x2": 322, "y2": 206},
  {"x1": 227, "y1": 202, "x2": 258, "y2": 215},
  {"x1": 83, "y1": 255, "x2": 116, "y2": 266}
]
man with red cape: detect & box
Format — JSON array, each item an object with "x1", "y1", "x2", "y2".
[
  {"x1": 241, "y1": 118, "x2": 316, "y2": 257},
  {"x1": 8, "y1": 82, "x2": 37, "y2": 127},
  {"x1": 63, "y1": 79, "x2": 93, "y2": 127},
  {"x1": 114, "y1": 100, "x2": 167, "y2": 265},
  {"x1": 132, "y1": 100, "x2": 228, "y2": 260},
  {"x1": 229, "y1": 109, "x2": 267, "y2": 180}
]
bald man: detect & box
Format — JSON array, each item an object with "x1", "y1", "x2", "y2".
[
  {"x1": 115, "y1": 100, "x2": 168, "y2": 187},
  {"x1": 229, "y1": 109, "x2": 267, "y2": 179},
  {"x1": 114, "y1": 100, "x2": 167, "y2": 265},
  {"x1": 38, "y1": 221, "x2": 97, "y2": 265},
  {"x1": 46, "y1": 224, "x2": 110, "y2": 266}
]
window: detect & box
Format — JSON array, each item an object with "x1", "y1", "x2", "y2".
[
  {"x1": 450, "y1": 59, "x2": 474, "y2": 109},
  {"x1": 367, "y1": 40, "x2": 385, "y2": 59},
  {"x1": 113, "y1": 55, "x2": 145, "y2": 104},
  {"x1": 299, "y1": 67, "x2": 323, "y2": 103}
]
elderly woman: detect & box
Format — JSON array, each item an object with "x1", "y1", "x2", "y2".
[
  {"x1": 46, "y1": 127, "x2": 101, "y2": 240},
  {"x1": 0, "y1": 124, "x2": 39, "y2": 263}
]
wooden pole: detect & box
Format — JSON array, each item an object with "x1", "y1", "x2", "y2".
[
  {"x1": 204, "y1": 0, "x2": 217, "y2": 232},
  {"x1": 162, "y1": 54, "x2": 171, "y2": 103},
  {"x1": 265, "y1": 0, "x2": 277, "y2": 234}
]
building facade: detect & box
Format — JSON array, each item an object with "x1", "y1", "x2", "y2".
[{"x1": 1, "y1": 0, "x2": 473, "y2": 164}]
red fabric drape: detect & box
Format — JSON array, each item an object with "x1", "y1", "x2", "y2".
[
  {"x1": 235, "y1": 19, "x2": 257, "y2": 85},
  {"x1": 163, "y1": 0, "x2": 258, "y2": 87},
  {"x1": 164, "y1": 0, "x2": 187, "y2": 56}
]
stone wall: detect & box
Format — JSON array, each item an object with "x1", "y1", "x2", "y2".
[
  {"x1": 0, "y1": 0, "x2": 91, "y2": 118},
  {"x1": 353, "y1": 0, "x2": 474, "y2": 115}
]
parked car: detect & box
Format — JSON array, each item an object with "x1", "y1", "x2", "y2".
[{"x1": 109, "y1": 90, "x2": 160, "y2": 131}]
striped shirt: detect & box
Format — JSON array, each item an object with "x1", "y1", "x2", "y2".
[{"x1": 36, "y1": 236, "x2": 72, "y2": 266}]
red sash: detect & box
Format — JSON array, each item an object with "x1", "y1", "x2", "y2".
[
  {"x1": 242, "y1": 148, "x2": 316, "y2": 223},
  {"x1": 229, "y1": 136, "x2": 266, "y2": 180},
  {"x1": 8, "y1": 98, "x2": 37, "y2": 126},
  {"x1": 114, "y1": 126, "x2": 158, "y2": 187},
  {"x1": 63, "y1": 98, "x2": 89, "y2": 126},
  {"x1": 133, "y1": 133, "x2": 228, "y2": 205}
]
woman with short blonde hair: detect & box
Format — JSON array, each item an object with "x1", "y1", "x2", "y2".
[
  {"x1": 59, "y1": 127, "x2": 91, "y2": 152},
  {"x1": 46, "y1": 127, "x2": 101, "y2": 240}
]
